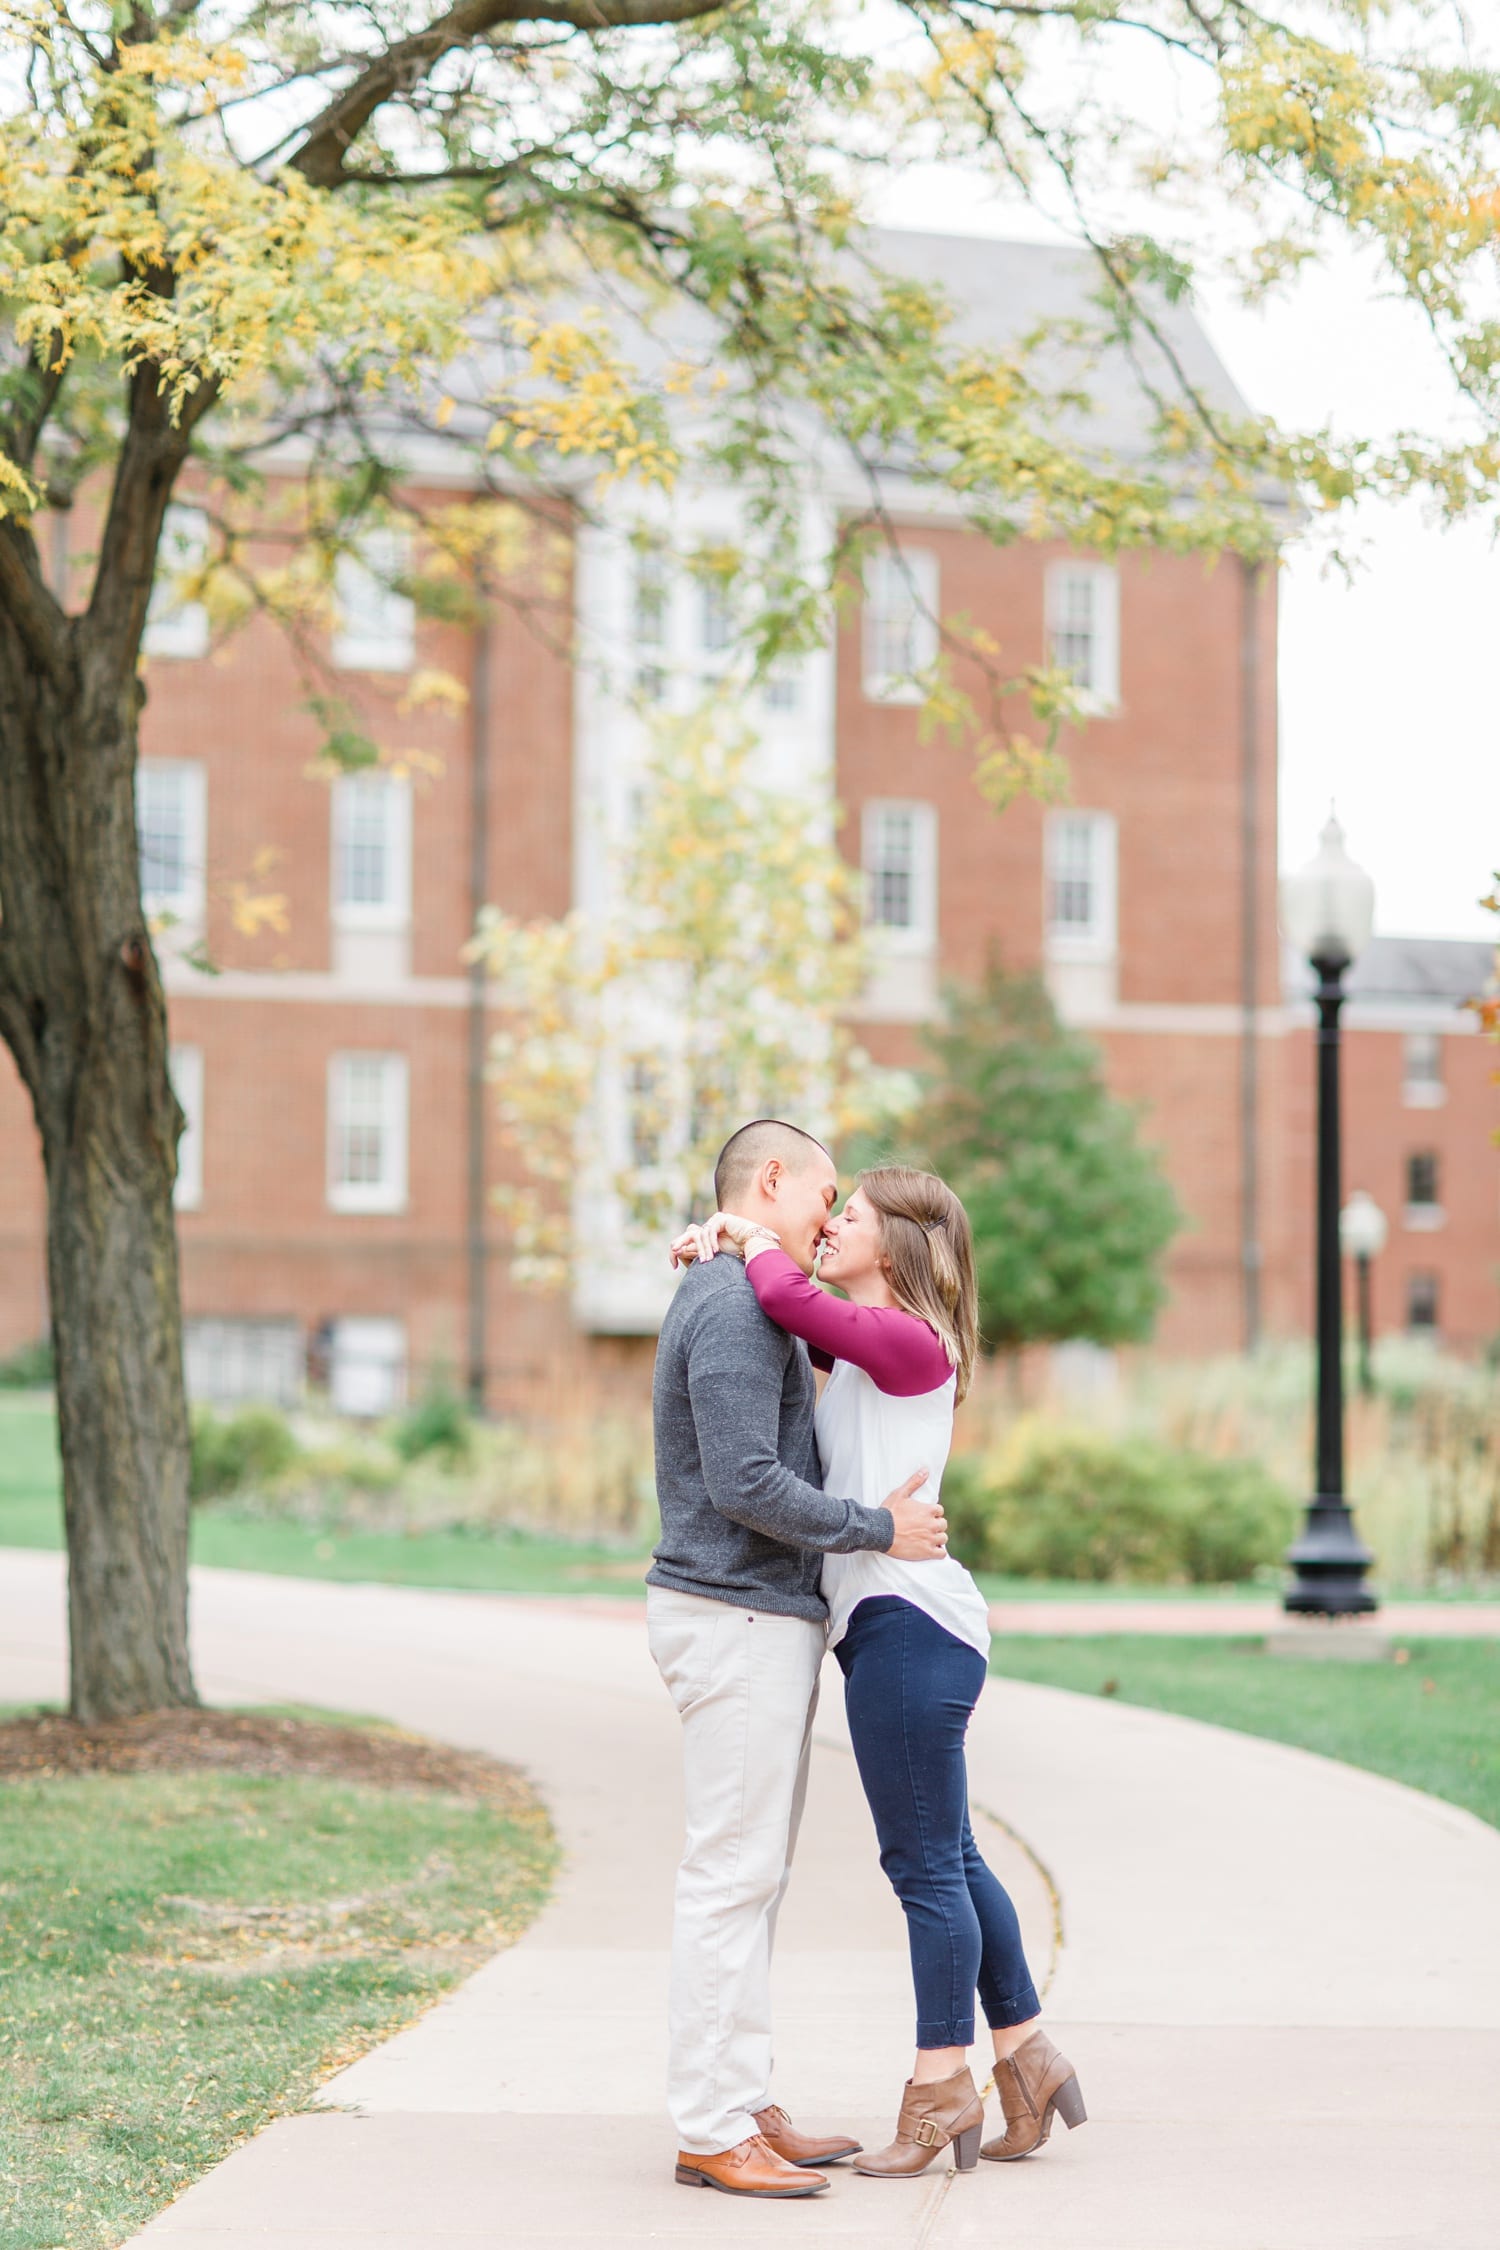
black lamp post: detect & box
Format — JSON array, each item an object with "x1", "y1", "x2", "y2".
[
  {"x1": 1340, "y1": 1189, "x2": 1388, "y2": 1398},
  {"x1": 1280, "y1": 816, "x2": 1379, "y2": 1618}
]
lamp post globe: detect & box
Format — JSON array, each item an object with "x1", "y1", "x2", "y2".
[
  {"x1": 1339, "y1": 1189, "x2": 1388, "y2": 1264},
  {"x1": 1280, "y1": 816, "x2": 1379, "y2": 1617},
  {"x1": 1280, "y1": 814, "x2": 1376, "y2": 969}
]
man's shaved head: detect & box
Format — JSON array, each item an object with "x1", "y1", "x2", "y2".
[{"x1": 714, "y1": 1119, "x2": 832, "y2": 1210}]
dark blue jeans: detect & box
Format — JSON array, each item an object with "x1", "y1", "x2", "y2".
[{"x1": 836, "y1": 1594, "x2": 1040, "y2": 2049}]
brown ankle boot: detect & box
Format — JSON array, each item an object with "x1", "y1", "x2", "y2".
[
  {"x1": 853, "y1": 2066, "x2": 985, "y2": 2178},
  {"x1": 979, "y1": 2029, "x2": 1087, "y2": 2160}
]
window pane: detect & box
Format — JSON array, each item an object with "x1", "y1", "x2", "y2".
[
  {"x1": 185, "y1": 1318, "x2": 303, "y2": 1407},
  {"x1": 1048, "y1": 816, "x2": 1097, "y2": 932},
  {"x1": 1406, "y1": 1150, "x2": 1439, "y2": 1206},
  {"x1": 338, "y1": 778, "x2": 392, "y2": 908},
  {"x1": 170, "y1": 1045, "x2": 204, "y2": 1210},
  {"x1": 628, "y1": 1060, "x2": 664, "y2": 1169},
  {"x1": 334, "y1": 531, "x2": 415, "y2": 670},
  {"x1": 145, "y1": 505, "x2": 210, "y2": 659},
  {"x1": 700, "y1": 581, "x2": 733, "y2": 655},
  {"x1": 138, "y1": 768, "x2": 189, "y2": 901},
  {"x1": 330, "y1": 1318, "x2": 407, "y2": 1417},
  {"x1": 868, "y1": 809, "x2": 916, "y2": 929},
  {"x1": 863, "y1": 551, "x2": 937, "y2": 691},
  {"x1": 1406, "y1": 1272, "x2": 1439, "y2": 1331},
  {"x1": 1404, "y1": 1032, "x2": 1442, "y2": 1088},
  {"x1": 336, "y1": 1058, "x2": 387, "y2": 1186},
  {"x1": 634, "y1": 547, "x2": 667, "y2": 647},
  {"x1": 1051, "y1": 571, "x2": 1096, "y2": 690}
]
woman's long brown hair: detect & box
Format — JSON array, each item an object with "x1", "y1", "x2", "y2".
[{"x1": 858, "y1": 1165, "x2": 979, "y2": 1402}]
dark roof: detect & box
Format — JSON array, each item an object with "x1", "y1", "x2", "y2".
[
  {"x1": 1337, "y1": 936, "x2": 1494, "y2": 1007},
  {"x1": 1349, "y1": 936, "x2": 1495, "y2": 1004}
]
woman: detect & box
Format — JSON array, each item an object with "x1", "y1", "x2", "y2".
[{"x1": 670, "y1": 1166, "x2": 1086, "y2": 2179}]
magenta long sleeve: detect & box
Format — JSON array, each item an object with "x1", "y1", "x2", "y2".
[{"x1": 745, "y1": 1249, "x2": 953, "y2": 1398}]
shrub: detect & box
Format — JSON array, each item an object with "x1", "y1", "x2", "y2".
[
  {"x1": 393, "y1": 1384, "x2": 473, "y2": 1467},
  {"x1": 944, "y1": 1422, "x2": 1293, "y2": 1585},
  {"x1": 190, "y1": 1406, "x2": 300, "y2": 1501},
  {"x1": 0, "y1": 1336, "x2": 53, "y2": 1389}
]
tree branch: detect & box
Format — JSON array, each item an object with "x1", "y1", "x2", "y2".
[
  {"x1": 287, "y1": 0, "x2": 726, "y2": 188},
  {"x1": 87, "y1": 364, "x2": 221, "y2": 660},
  {"x1": 0, "y1": 524, "x2": 66, "y2": 688}
]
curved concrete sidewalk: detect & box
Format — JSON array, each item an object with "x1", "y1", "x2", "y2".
[{"x1": 2, "y1": 1550, "x2": 1497, "y2": 2249}]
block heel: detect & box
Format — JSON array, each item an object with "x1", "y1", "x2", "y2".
[
  {"x1": 675, "y1": 2164, "x2": 708, "y2": 2185},
  {"x1": 1050, "y1": 2074, "x2": 1088, "y2": 2132},
  {"x1": 952, "y1": 2123, "x2": 982, "y2": 2173}
]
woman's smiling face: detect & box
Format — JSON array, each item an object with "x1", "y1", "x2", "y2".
[{"x1": 816, "y1": 1186, "x2": 885, "y2": 1290}]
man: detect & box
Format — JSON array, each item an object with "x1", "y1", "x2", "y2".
[{"x1": 648, "y1": 1118, "x2": 948, "y2": 2199}]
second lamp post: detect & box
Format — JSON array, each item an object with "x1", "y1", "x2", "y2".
[
  {"x1": 1279, "y1": 815, "x2": 1380, "y2": 1618},
  {"x1": 1340, "y1": 1189, "x2": 1388, "y2": 1398}
]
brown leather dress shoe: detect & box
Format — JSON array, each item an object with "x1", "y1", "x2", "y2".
[
  {"x1": 979, "y1": 2029, "x2": 1088, "y2": 2160},
  {"x1": 675, "y1": 2134, "x2": 830, "y2": 2196},
  {"x1": 754, "y1": 2103, "x2": 861, "y2": 2167},
  {"x1": 853, "y1": 2066, "x2": 985, "y2": 2178}
]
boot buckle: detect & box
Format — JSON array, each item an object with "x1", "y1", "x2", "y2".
[{"x1": 913, "y1": 2117, "x2": 940, "y2": 2147}]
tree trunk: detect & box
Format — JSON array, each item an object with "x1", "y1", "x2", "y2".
[{"x1": 0, "y1": 605, "x2": 197, "y2": 1721}]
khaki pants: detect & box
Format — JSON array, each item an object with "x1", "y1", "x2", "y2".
[{"x1": 647, "y1": 1585, "x2": 825, "y2": 2155}]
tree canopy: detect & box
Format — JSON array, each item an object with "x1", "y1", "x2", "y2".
[{"x1": 7, "y1": 0, "x2": 1500, "y2": 795}]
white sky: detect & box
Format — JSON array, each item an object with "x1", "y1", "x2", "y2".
[{"x1": 870, "y1": 71, "x2": 1500, "y2": 944}]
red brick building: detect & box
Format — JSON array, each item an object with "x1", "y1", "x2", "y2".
[{"x1": 2, "y1": 237, "x2": 1497, "y2": 1406}]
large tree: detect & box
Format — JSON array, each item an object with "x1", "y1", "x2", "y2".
[{"x1": 3, "y1": 0, "x2": 1500, "y2": 1716}]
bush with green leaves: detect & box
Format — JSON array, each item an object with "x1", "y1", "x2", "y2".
[
  {"x1": 0, "y1": 1336, "x2": 53, "y2": 1389},
  {"x1": 943, "y1": 1423, "x2": 1293, "y2": 1585},
  {"x1": 190, "y1": 1407, "x2": 300, "y2": 1502},
  {"x1": 393, "y1": 1384, "x2": 473, "y2": 1467}
]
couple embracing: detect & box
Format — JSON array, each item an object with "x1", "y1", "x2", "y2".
[{"x1": 647, "y1": 1118, "x2": 1087, "y2": 2198}]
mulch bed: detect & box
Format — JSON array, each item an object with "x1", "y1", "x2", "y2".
[{"x1": 0, "y1": 1707, "x2": 537, "y2": 1812}]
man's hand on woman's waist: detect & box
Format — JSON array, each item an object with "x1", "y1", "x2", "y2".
[{"x1": 882, "y1": 1470, "x2": 948, "y2": 1561}]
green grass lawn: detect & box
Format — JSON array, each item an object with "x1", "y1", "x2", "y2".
[
  {"x1": 0, "y1": 1397, "x2": 653, "y2": 1598},
  {"x1": 0, "y1": 1719, "x2": 556, "y2": 2250},
  {"x1": 988, "y1": 1634, "x2": 1500, "y2": 1830}
]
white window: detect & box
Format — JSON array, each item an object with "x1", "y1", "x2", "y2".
[
  {"x1": 331, "y1": 773, "x2": 412, "y2": 925},
  {"x1": 699, "y1": 579, "x2": 734, "y2": 656},
  {"x1": 633, "y1": 542, "x2": 670, "y2": 704},
  {"x1": 1045, "y1": 811, "x2": 1118, "y2": 959},
  {"x1": 1403, "y1": 1031, "x2": 1446, "y2": 1108},
  {"x1": 863, "y1": 801, "x2": 938, "y2": 948},
  {"x1": 863, "y1": 548, "x2": 939, "y2": 702},
  {"x1": 137, "y1": 760, "x2": 206, "y2": 925},
  {"x1": 185, "y1": 1318, "x2": 303, "y2": 1406},
  {"x1": 628, "y1": 1059, "x2": 666, "y2": 1170},
  {"x1": 333, "y1": 528, "x2": 415, "y2": 671},
  {"x1": 143, "y1": 503, "x2": 210, "y2": 660},
  {"x1": 1046, "y1": 561, "x2": 1120, "y2": 712},
  {"x1": 761, "y1": 666, "x2": 800, "y2": 713},
  {"x1": 327, "y1": 1053, "x2": 409, "y2": 1214},
  {"x1": 170, "y1": 1045, "x2": 204, "y2": 1211},
  {"x1": 329, "y1": 1317, "x2": 407, "y2": 1418}
]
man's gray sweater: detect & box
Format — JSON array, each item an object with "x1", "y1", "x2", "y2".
[{"x1": 647, "y1": 1254, "x2": 894, "y2": 1620}]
